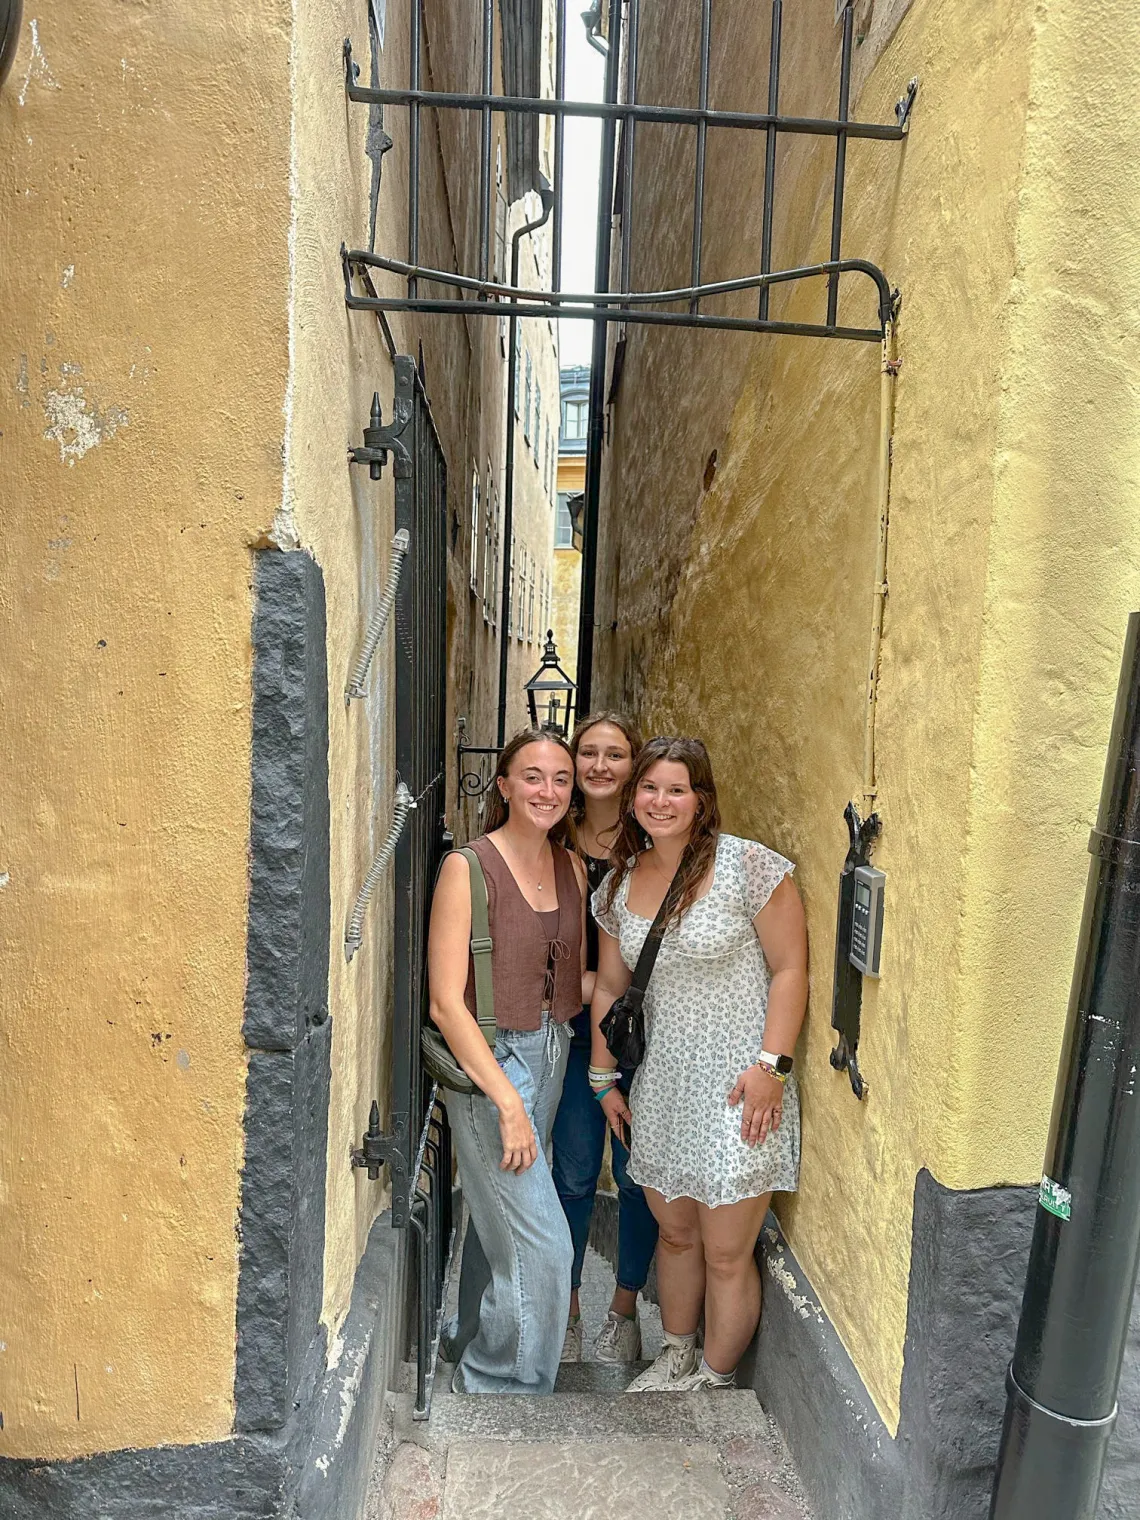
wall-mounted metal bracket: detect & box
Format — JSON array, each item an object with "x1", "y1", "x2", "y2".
[
  {"x1": 346, "y1": 380, "x2": 414, "y2": 481},
  {"x1": 456, "y1": 719, "x2": 502, "y2": 807},
  {"x1": 351, "y1": 1098, "x2": 409, "y2": 1187},
  {"x1": 895, "y1": 77, "x2": 919, "y2": 134},
  {"x1": 830, "y1": 801, "x2": 881, "y2": 1099}
]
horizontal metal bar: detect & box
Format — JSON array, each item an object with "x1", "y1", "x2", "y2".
[
  {"x1": 345, "y1": 292, "x2": 882, "y2": 342},
  {"x1": 344, "y1": 245, "x2": 892, "y2": 321},
  {"x1": 345, "y1": 83, "x2": 906, "y2": 141}
]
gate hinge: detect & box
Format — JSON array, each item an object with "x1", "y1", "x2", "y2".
[
  {"x1": 351, "y1": 1100, "x2": 409, "y2": 1183},
  {"x1": 347, "y1": 389, "x2": 414, "y2": 481}
]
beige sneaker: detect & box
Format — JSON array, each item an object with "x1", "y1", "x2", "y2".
[
  {"x1": 624, "y1": 1332, "x2": 699, "y2": 1391},
  {"x1": 593, "y1": 1310, "x2": 642, "y2": 1363},
  {"x1": 560, "y1": 1316, "x2": 583, "y2": 1363}
]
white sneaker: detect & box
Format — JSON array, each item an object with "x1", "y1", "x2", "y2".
[
  {"x1": 668, "y1": 1365, "x2": 735, "y2": 1391},
  {"x1": 560, "y1": 1316, "x2": 583, "y2": 1363},
  {"x1": 624, "y1": 1333, "x2": 699, "y2": 1391},
  {"x1": 593, "y1": 1310, "x2": 642, "y2": 1363}
]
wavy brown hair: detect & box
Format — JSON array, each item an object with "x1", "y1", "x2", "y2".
[
  {"x1": 482, "y1": 727, "x2": 575, "y2": 843},
  {"x1": 600, "y1": 736, "x2": 721, "y2": 929},
  {"x1": 566, "y1": 710, "x2": 644, "y2": 858}
]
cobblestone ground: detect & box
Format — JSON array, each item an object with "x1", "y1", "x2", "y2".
[{"x1": 366, "y1": 1244, "x2": 812, "y2": 1520}]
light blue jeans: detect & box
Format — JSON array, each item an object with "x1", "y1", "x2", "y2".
[{"x1": 446, "y1": 1014, "x2": 572, "y2": 1395}]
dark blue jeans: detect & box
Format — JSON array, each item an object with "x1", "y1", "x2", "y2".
[{"x1": 551, "y1": 1010, "x2": 659, "y2": 1295}]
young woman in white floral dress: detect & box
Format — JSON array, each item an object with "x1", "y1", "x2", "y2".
[{"x1": 590, "y1": 737, "x2": 807, "y2": 1392}]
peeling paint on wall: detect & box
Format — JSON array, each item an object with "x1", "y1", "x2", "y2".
[
  {"x1": 18, "y1": 19, "x2": 60, "y2": 106},
  {"x1": 43, "y1": 377, "x2": 128, "y2": 465}
]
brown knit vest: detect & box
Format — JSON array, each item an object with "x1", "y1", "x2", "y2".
[{"x1": 462, "y1": 834, "x2": 582, "y2": 1030}]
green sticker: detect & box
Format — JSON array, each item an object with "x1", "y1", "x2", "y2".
[{"x1": 1039, "y1": 1175, "x2": 1072, "y2": 1221}]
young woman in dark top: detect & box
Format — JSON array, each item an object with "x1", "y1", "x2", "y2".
[
  {"x1": 551, "y1": 712, "x2": 659, "y2": 1364},
  {"x1": 428, "y1": 729, "x2": 587, "y2": 1395}
]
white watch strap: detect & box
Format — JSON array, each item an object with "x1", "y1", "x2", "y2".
[{"x1": 758, "y1": 1048, "x2": 786, "y2": 1069}]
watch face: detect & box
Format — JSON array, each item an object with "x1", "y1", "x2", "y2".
[{"x1": 776, "y1": 1054, "x2": 794, "y2": 1075}]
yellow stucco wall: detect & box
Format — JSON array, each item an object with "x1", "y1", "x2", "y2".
[
  {"x1": 0, "y1": 6, "x2": 291, "y2": 1456},
  {"x1": 595, "y1": 0, "x2": 1140, "y2": 1430}
]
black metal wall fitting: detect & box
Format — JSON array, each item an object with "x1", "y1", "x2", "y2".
[
  {"x1": 348, "y1": 389, "x2": 413, "y2": 481},
  {"x1": 351, "y1": 1099, "x2": 409, "y2": 1187},
  {"x1": 0, "y1": 0, "x2": 22, "y2": 90},
  {"x1": 829, "y1": 802, "x2": 881, "y2": 1099}
]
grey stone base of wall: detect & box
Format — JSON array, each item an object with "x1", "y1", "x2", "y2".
[
  {"x1": 591, "y1": 1171, "x2": 1139, "y2": 1520},
  {"x1": 0, "y1": 1213, "x2": 400, "y2": 1520}
]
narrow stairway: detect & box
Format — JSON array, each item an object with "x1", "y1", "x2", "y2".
[{"x1": 366, "y1": 1245, "x2": 813, "y2": 1520}]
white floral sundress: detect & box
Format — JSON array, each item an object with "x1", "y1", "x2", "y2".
[{"x1": 593, "y1": 833, "x2": 800, "y2": 1208}]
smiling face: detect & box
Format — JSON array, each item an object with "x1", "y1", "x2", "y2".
[
  {"x1": 574, "y1": 721, "x2": 635, "y2": 804},
  {"x1": 497, "y1": 740, "x2": 574, "y2": 832},
  {"x1": 632, "y1": 759, "x2": 701, "y2": 844}
]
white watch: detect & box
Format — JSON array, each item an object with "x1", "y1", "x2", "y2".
[{"x1": 757, "y1": 1048, "x2": 793, "y2": 1078}]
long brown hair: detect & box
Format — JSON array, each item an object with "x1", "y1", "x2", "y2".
[
  {"x1": 600, "y1": 736, "x2": 721, "y2": 928},
  {"x1": 567, "y1": 710, "x2": 644, "y2": 858},
  {"x1": 482, "y1": 727, "x2": 575, "y2": 843}
]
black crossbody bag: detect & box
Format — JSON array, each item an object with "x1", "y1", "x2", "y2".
[{"x1": 599, "y1": 866, "x2": 682, "y2": 1073}]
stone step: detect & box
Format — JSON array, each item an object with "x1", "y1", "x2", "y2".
[
  {"x1": 394, "y1": 1383, "x2": 771, "y2": 1453},
  {"x1": 554, "y1": 1359, "x2": 649, "y2": 1393}
]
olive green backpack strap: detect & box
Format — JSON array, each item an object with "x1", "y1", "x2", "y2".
[{"x1": 458, "y1": 846, "x2": 496, "y2": 1046}]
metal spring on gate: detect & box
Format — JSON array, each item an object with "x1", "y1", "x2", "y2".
[
  {"x1": 345, "y1": 528, "x2": 410, "y2": 702},
  {"x1": 345, "y1": 782, "x2": 413, "y2": 962}
]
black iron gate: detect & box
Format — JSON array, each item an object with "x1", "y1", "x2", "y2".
[
  {"x1": 343, "y1": 353, "x2": 455, "y2": 1416},
  {"x1": 391, "y1": 356, "x2": 454, "y2": 1418}
]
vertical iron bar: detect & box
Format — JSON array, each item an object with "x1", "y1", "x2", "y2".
[
  {"x1": 575, "y1": 0, "x2": 624, "y2": 710},
  {"x1": 688, "y1": 0, "x2": 712, "y2": 315},
  {"x1": 408, "y1": 0, "x2": 422, "y2": 299},
  {"x1": 758, "y1": 0, "x2": 782, "y2": 320},
  {"x1": 479, "y1": 0, "x2": 494, "y2": 285},
  {"x1": 552, "y1": 0, "x2": 566, "y2": 291},
  {"x1": 826, "y1": 1, "x2": 854, "y2": 327},
  {"x1": 619, "y1": 0, "x2": 641, "y2": 297}
]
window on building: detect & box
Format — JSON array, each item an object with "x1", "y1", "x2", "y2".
[
  {"x1": 514, "y1": 328, "x2": 522, "y2": 417},
  {"x1": 544, "y1": 570, "x2": 551, "y2": 630},
  {"x1": 526, "y1": 552, "x2": 535, "y2": 643},
  {"x1": 523, "y1": 352, "x2": 532, "y2": 441},
  {"x1": 469, "y1": 465, "x2": 480, "y2": 594},
  {"x1": 561, "y1": 397, "x2": 588, "y2": 441},
  {"x1": 489, "y1": 491, "x2": 500, "y2": 629},
  {"x1": 507, "y1": 539, "x2": 515, "y2": 636},
  {"x1": 533, "y1": 382, "x2": 541, "y2": 465},
  {"x1": 516, "y1": 548, "x2": 526, "y2": 642},
  {"x1": 482, "y1": 463, "x2": 495, "y2": 619},
  {"x1": 555, "y1": 493, "x2": 574, "y2": 550}
]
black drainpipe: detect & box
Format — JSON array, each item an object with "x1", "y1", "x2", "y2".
[
  {"x1": 990, "y1": 610, "x2": 1140, "y2": 1520},
  {"x1": 497, "y1": 179, "x2": 554, "y2": 746},
  {"x1": 573, "y1": 0, "x2": 624, "y2": 715}
]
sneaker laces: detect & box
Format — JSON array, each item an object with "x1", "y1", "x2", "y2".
[
  {"x1": 661, "y1": 1338, "x2": 696, "y2": 1379},
  {"x1": 595, "y1": 1312, "x2": 629, "y2": 1356}
]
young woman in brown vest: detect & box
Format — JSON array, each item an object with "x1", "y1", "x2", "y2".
[{"x1": 428, "y1": 729, "x2": 587, "y2": 1394}]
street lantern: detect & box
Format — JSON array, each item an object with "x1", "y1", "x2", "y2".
[{"x1": 525, "y1": 630, "x2": 576, "y2": 739}]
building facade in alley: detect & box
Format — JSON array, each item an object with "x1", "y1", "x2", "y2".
[
  {"x1": 0, "y1": 1, "x2": 558, "y2": 1514},
  {"x1": 588, "y1": 1, "x2": 1140, "y2": 1517},
  {"x1": 551, "y1": 363, "x2": 588, "y2": 681}
]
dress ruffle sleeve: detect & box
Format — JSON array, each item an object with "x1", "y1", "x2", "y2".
[
  {"x1": 590, "y1": 870, "x2": 622, "y2": 939},
  {"x1": 739, "y1": 836, "x2": 795, "y2": 919}
]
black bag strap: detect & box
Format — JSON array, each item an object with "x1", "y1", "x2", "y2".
[
  {"x1": 458, "y1": 846, "x2": 497, "y2": 1046},
  {"x1": 623, "y1": 858, "x2": 684, "y2": 1007}
]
